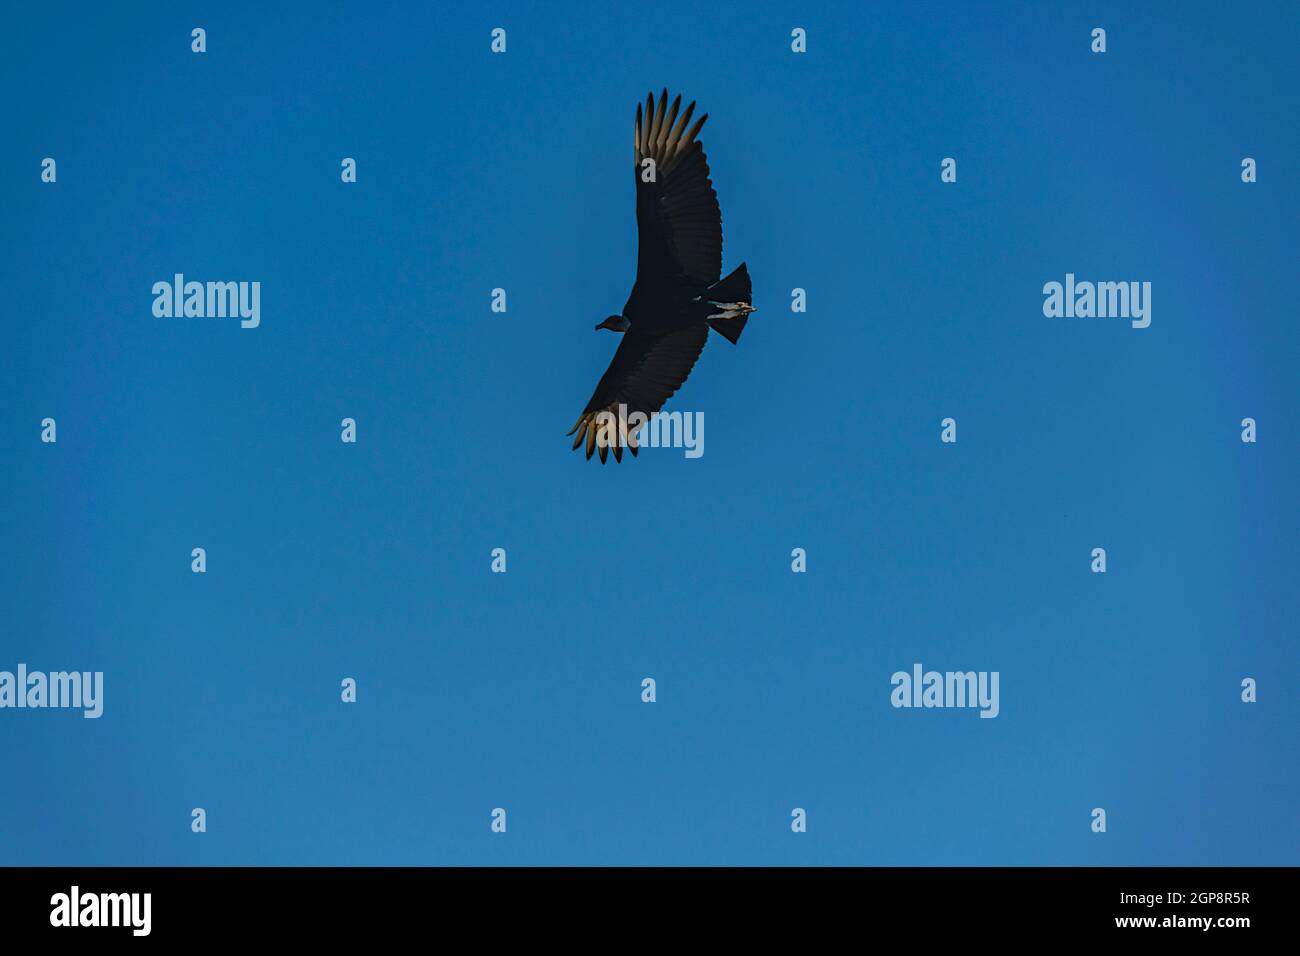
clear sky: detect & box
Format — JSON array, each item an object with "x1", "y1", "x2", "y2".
[{"x1": 2, "y1": 1, "x2": 1296, "y2": 865}]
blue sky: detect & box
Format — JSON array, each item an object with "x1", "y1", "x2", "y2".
[{"x1": 2, "y1": 1, "x2": 1296, "y2": 865}]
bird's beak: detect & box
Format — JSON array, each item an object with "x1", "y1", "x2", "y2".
[{"x1": 594, "y1": 322, "x2": 604, "y2": 330}]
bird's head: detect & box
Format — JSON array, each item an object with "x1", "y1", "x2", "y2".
[{"x1": 595, "y1": 315, "x2": 631, "y2": 333}]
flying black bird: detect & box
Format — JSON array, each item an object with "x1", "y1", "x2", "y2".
[{"x1": 568, "y1": 89, "x2": 754, "y2": 463}]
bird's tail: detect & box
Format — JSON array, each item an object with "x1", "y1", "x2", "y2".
[{"x1": 704, "y1": 263, "x2": 754, "y2": 344}]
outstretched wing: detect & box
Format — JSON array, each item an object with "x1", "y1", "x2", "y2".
[
  {"x1": 633, "y1": 90, "x2": 722, "y2": 288},
  {"x1": 568, "y1": 324, "x2": 709, "y2": 463}
]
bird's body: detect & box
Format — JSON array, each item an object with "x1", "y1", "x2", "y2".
[{"x1": 570, "y1": 90, "x2": 754, "y2": 462}]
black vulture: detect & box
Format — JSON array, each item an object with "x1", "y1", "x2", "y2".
[{"x1": 568, "y1": 89, "x2": 754, "y2": 463}]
